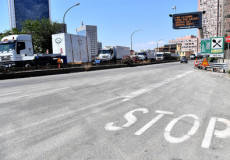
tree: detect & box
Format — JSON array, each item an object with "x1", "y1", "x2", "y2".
[
  {"x1": 21, "y1": 19, "x2": 63, "y2": 53},
  {"x1": 0, "y1": 28, "x2": 22, "y2": 40}
]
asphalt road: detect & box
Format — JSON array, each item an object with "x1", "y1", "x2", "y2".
[{"x1": 0, "y1": 61, "x2": 230, "y2": 160}]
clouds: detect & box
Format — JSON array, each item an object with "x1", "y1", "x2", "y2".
[{"x1": 134, "y1": 40, "x2": 165, "y2": 51}]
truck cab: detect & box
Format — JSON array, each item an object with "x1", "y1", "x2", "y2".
[
  {"x1": 155, "y1": 52, "x2": 164, "y2": 61},
  {"x1": 136, "y1": 52, "x2": 147, "y2": 60},
  {"x1": 98, "y1": 48, "x2": 114, "y2": 62},
  {"x1": 0, "y1": 35, "x2": 34, "y2": 67}
]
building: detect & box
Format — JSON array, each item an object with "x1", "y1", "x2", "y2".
[
  {"x1": 169, "y1": 35, "x2": 198, "y2": 53},
  {"x1": 198, "y1": 0, "x2": 222, "y2": 38},
  {"x1": 76, "y1": 25, "x2": 98, "y2": 58},
  {"x1": 97, "y1": 42, "x2": 102, "y2": 51},
  {"x1": 8, "y1": 0, "x2": 50, "y2": 30},
  {"x1": 222, "y1": 0, "x2": 230, "y2": 37},
  {"x1": 156, "y1": 44, "x2": 181, "y2": 54}
]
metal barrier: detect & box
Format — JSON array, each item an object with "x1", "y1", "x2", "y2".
[
  {"x1": 212, "y1": 63, "x2": 228, "y2": 73},
  {"x1": 197, "y1": 62, "x2": 228, "y2": 73}
]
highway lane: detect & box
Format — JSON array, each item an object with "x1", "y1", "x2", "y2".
[{"x1": 0, "y1": 61, "x2": 230, "y2": 160}]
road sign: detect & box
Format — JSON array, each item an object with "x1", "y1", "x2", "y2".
[
  {"x1": 210, "y1": 37, "x2": 224, "y2": 57},
  {"x1": 194, "y1": 59, "x2": 199, "y2": 67},
  {"x1": 201, "y1": 39, "x2": 210, "y2": 54},
  {"x1": 226, "y1": 36, "x2": 230, "y2": 43},
  {"x1": 201, "y1": 59, "x2": 209, "y2": 67},
  {"x1": 172, "y1": 12, "x2": 202, "y2": 29}
]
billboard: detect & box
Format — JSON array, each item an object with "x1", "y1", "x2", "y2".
[{"x1": 173, "y1": 12, "x2": 202, "y2": 29}]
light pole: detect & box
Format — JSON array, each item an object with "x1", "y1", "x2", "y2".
[
  {"x1": 63, "y1": 3, "x2": 80, "y2": 33},
  {"x1": 131, "y1": 29, "x2": 142, "y2": 51},
  {"x1": 156, "y1": 39, "x2": 163, "y2": 52},
  {"x1": 172, "y1": 6, "x2": 176, "y2": 14}
]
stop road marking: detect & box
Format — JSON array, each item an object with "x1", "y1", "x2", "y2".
[{"x1": 105, "y1": 108, "x2": 230, "y2": 149}]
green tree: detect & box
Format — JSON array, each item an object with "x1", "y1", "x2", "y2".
[
  {"x1": 0, "y1": 28, "x2": 22, "y2": 40},
  {"x1": 21, "y1": 19, "x2": 63, "y2": 53}
]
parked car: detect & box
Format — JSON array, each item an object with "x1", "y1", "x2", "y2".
[{"x1": 180, "y1": 56, "x2": 188, "y2": 63}]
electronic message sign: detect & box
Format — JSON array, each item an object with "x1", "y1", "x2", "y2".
[{"x1": 173, "y1": 12, "x2": 202, "y2": 29}]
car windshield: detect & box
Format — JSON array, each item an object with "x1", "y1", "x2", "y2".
[
  {"x1": 99, "y1": 50, "x2": 111, "y2": 54},
  {"x1": 156, "y1": 54, "x2": 163, "y2": 57},
  {"x1": 0, "y1": 42, "x2": 16, "y2": 52},
  {"x1": 138, "y1": 53, "x2": 145, "y2": 55}
]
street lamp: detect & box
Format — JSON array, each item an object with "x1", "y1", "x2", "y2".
[
  {"x1": 172, "y1": 6, "x2": 176, "y2": 14},
  {"x1": 156, "y1": 39, "x2": 163, "y2": 52},
  {"x1": 131, "y1": 29, "x2": 142, "y2": 51},
  {"x1": 63, "y1": 3, "x2": 80, "y2": 33}
]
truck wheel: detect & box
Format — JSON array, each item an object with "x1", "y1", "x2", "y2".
[
  {"x1": 46, "y1": 63, "x2": 51, "y2": 68},
  {"x1": 25, "y1": 63, "x2": 32, "y2": 68}
]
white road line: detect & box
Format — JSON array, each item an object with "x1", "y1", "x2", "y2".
[{"x1": 0, "y1": 97, "x2": 122, "y2": 138}]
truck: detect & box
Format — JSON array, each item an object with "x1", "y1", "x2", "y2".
[
  {"x1": 52, "y1": 33, "x2": 91, "y2": 64},
  {"x1": 155, "y1": 52, "x2": 164, "y2": 61},
  {"x1": 0, "y1": 34, "x2": 66, "y2": 68},
  {"x1": 136, "y1": 51, "x2": 155, "y2": 61},
  {"x1": 97, "y1": 46, "x2": 130, "y2": 62}
]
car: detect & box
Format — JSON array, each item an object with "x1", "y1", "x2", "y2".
[
  {"x1": 180, "y1": 56, "x2": 188, "y2": 63},
  {"x1": 190, "y1": 54, "x2": 195, "y2": 59}
]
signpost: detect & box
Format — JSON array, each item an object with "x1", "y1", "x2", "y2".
[
  {"x1": 225, "y1": 36, "x2": 230, "y2": 70},
  {"x1": 210, "y1": 37, "x2": 224, "y2": 58},
  {"x1": 172, "y1": 12, "x2": 202, "y2": 29}
]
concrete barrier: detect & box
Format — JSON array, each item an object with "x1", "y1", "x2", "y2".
[{"x1": 0, "y1": 60, "x2": 178, "y2": 80}]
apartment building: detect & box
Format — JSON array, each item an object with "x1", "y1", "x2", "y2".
[
  {"x1": 169, "y1": 35, "x2": 198, "y2": 52},
  {"x1": 198, "y1": 0, "x2": 222, "y2": 38}
]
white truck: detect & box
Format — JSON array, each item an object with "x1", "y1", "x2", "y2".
[
  {"x1": 136, "y1": 50, "x2": 155, "y2": 61},
  {"x1": 97, "y1": 46, "x2": 130, "y2": 62},
  {"x1": 155, "y1": 52, "x2": 164, "y2": 61},
  {"x1": 0, "y1": 34, "x2": 65, "y2": 68},
  {"x1": 52, "y1": 33, "x2": 91, "y2": 63}
]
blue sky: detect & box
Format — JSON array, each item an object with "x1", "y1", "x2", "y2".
[{"x1": 0, "y1": 0, "x2": 198, "y2": 51}]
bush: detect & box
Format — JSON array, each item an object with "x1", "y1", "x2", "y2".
[
  {"x1": 207, "y1": 57, "x2": 217, "y2": 62},
  {"x1": 121, "y1": 55, "x2": 133, "y2": 66}
]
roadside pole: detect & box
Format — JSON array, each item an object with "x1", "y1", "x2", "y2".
[{"x1": 225, "y1": 36, "x2": 230, "y2": 71}]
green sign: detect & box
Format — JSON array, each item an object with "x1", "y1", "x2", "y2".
[
  {"x1": 201, "y1": 39, "x2": 210, "y2": 54},
  {"x1": 210, "y1": 37, "x2": 224, "y2": 57}
]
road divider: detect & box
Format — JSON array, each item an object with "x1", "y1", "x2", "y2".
[{"x1": 0, "y1": 60, "x2": 178, "y2": 80}]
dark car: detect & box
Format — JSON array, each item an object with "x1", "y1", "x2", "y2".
[{"x1": 180, "y1": 56, "x2": 188, "y2": 63}]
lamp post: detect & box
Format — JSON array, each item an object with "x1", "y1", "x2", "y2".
[
  {"x1": 131, "y1": 29, "x2": 142, "y2": 51},
  {"x1": 63, "y1": 3, "x2": 80, "y2": 33},
  {"x1": 172, "y1": 6, "x2": 176, "y2": 14},
  {"x1": 156, "y1": 39, "x2": 163, "y2": 52}
]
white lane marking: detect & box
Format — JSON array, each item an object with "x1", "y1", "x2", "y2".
[
  {"x1": 105, "y1": 108, "x2": 149, "y2": 131},
  {"x1": 124, "y1": 71, "x2": 194, "y2": 100},
  {"x1": 0, "y1": 87, "x2": 71, "y2": 104},
  {"x1": 0, "y1": 91, "x2": 19, "y2": 97},
  {"x1": 201, "y1": 117, "x2": 230, "y2": 148},
  {"x1": 164, "y1": 114, "x2": 200, "y2": 143},
  {"x1": 0, "y1": 97, "x2": 122, "y2": 138},
  {"x1": 135, "y1": 110, "x2": 174, "y2": 136}
]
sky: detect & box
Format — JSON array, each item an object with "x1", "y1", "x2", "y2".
[{"x1": 0, "y1": 0, "x2": 198, "y2": 51}]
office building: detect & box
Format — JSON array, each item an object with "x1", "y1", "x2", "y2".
[
  {"x1": 76, "y1": 25, "x2": 98, "y2": 58},
  {"x1": 8, "y1": 0, "x2": 50, "y2": 30}
]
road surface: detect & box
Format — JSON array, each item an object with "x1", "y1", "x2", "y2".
[{"x1": 0, "y1": 61, "x2": 230, "y2": 160}]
